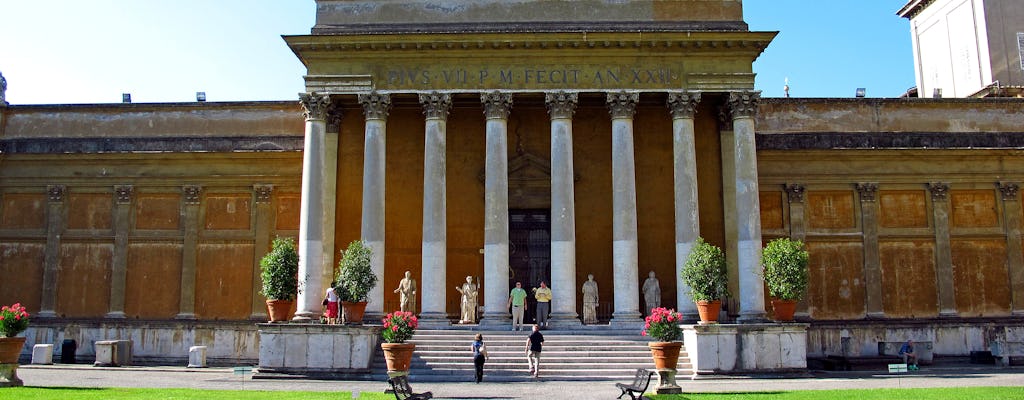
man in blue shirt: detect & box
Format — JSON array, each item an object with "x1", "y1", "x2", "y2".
[{"x1": 899, "y1": 340, "x2": 918, "y2": 370}]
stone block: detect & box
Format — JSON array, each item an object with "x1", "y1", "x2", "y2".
[
  {"x1": 93, "y1": 340, "x2": 118, "y2": 367},
  {"x1": 114, "y1": 340, "x2": 133, "y2": 366},
  {"x1": 188, "y1": 346, "x2": 207, "y2": 368},
  {"x1": 31, "y1": 344, "x2": 53, "y2": 365}
]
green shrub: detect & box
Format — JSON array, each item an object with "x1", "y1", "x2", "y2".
[
  {"x1": 761, "y1": 238, "x2": 810, "y2": 301},
  {"x1": 681, "y1": 237, "x2": 728, "y2": 302},
  {"x1": 259, "y1": 237, "x2": 299, "y2": 301}
]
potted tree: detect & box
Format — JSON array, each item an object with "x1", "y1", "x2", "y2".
[
  {"x1": 761, "y1": 237, "x2": 810, "y2": 322},
  {"x1": 335, "y1": 240, "x2": 378, "y2": 324},
  {"x1": 681, "y1": 237, "x2": 728, "y2": 324},
  {"x1": 0, "y1": 302, "x2": 30, "y2": 386},
  {"x1": 380, "y1": 310, "x2": 419, "y2": 373},
  {"x1": 260, "y1": 237, "x2": 299, "y2": 322}
]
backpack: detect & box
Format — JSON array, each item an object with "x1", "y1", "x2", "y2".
[{"x1": 478, "y1": 343, "x2": 489, "y2": 359}]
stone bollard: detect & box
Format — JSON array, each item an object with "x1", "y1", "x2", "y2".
[
  {"x1": 32, "y1": 344, "x2": 54, "y2": 365},
  {"x1": 113, "y1": 340, "x2": 133, "y2": 366},
  {"x1": 93, "y1": 340, "x2": 119, "y2": 367},
  {"x1": 188, "y1": 346, "x2": 208, "y2": 368}
]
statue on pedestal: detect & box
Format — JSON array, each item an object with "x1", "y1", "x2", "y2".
[
  {"x1": 582, "y1": 274, "x2": 599, "y2": 324},
  {"x1": 642, "y1": 270, "x2": 661, "y2": 316},
  {"x1": 456, "y1": 275, "x2": 479, "y2": 324},
  {"x1": 393, "y1": 270, "x2": 417, "y2": 313}
]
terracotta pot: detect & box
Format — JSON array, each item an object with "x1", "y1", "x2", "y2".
[
  {"x1": 265, "y1": 299, "x2": 294, "y2": 322},
  {"x1": 381, "y1": 342, "x2": 416, "y2": 372},
  {"x1": 341, "y1": 301, "x2": 368, "y2": 324},
  {"x1": 695, "y1": 300, "x2": 721, "y2": 324},
  {"x1": 771, "y1": 299, "x2": 798, "y2": 322},
  {"x1": 0, "y1": 337, "x2": 27, "y2": 364},
  {"x1": 648, "y1": 341, "x2": 682, "y2": 370}
]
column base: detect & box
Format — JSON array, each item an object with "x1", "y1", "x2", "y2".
[
  {"x1": 0, "y1": 364, "x2": 22, "y2": 387},
  {"x1": 736, "y1": 312, "x2": 767, "y2": 324},
  {"x1": 479, "y1": 315, "x2": 512, "y2": 328},
  {"x1": 417, "y1": 313, "x2": 451, "y2": 329},
  {"x1": 681, "y1": 312, "x2": 700, "y2": 324},
  {"x1": 363, "y1": 311, "x2": 385, "y2": 325},
  {"x1": 175, "y1": 313, "x2": 197, "y2": 320},
  {"x1": 35, "y1": 310, "x2": 57, "y2": 319},
  {"x1": 547, "y1": 314, "x2": 582, "y2": 329},
  {"x1": 291, "y1": 311, "x2": 316, "y2": 323},
  {"x1": 653, "y1": 368, "x2": 682, "y2": 394},
  {"x1": 105, "y1": 311, "x2": 126, "y2": 319},
  {"x1": 608, "y1": 314, "x2": 643, "y2": 330},
  {"x1": 938, "y1": 310, "x2": 959, "y2": 318}
]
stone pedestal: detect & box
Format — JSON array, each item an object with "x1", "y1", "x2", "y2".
[
  {"x1": 188, "y1": 346, "x2": 208, "y2": 368},
  {"x1": 682, "y1": 323, "x2": 808, "y2": 374},
  {"x1": 255, "y1": 323, "x2": 381, "y2": 378},
  {"x1": 32, "y1": 344, "x2": 53, "y2": 365},
  {"x1": 654, "y1": 368, "x2": 682, "y2": 394},
  {"x1": 93, "y1": 340, "x2": 119, "y2": 367},
  {"x1": 0, "y1": 364, "x2": 22, "y2": 387}
]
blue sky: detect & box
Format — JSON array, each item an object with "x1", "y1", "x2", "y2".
[{"x1": 0, "y1": 1, "x2": 915, "y2": 104}]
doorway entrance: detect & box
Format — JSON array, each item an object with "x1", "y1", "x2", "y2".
[{"x1": 508, "y1": 209, "x2": 551, "y2": 324}]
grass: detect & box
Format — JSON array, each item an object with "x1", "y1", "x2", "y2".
[
  {"x1": 650, "y1": 386, "x2": 1024, "y2": 400},
  {"x1": 0, "y1": 387, "x2": 392, "y2": 400}
]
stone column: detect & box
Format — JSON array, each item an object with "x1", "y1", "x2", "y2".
[
  {"x1": 929, "y1": 182, "x2": 957, "y2": 317},
  {"x1": 418, "y1": 92, "x2": 452, "y2": 326},
  {"x1": 546, "y1": 91, "x2": 581, "y2": 327},
  {"x1": 667, "y1": 91, "x2": 701, "y2": 321},
  {"x1": 857, "y1": 183, "x2": 884, "y2": 318},
  {"x1": 106, "y1": 185, "x2": 133, "y2": 319},
  {"x1": 38, "y1": 185, "x2": 66, "y2": 318},
  {"x1": 251, "y1": 184, "x2": 274, "y2": 320},
  {"x1": 481, "y1": 91, "x2": 513, "y2": 327},
  {"x1": 177, "y1": 185, "x2": 201, "y2": 319},
  {"x1": 607, "y1": 91, "x2": 642, "y2": 325},
  {"x1": 998, "y1": 182, "x2": 1024, "y2": 315},
  {"x1": 783, "y1": 183, "x2": 809, "y2": 318},
  {"x1": 717, "y1": 106, "x2": 740, "y2": 318},
  {"x1": 322, "y1": 105, "x2": 341, "y2": 306},
  {"x1": 358, "y1": 92, "x2": 391, "y2": 321},
  {"x1": 293, "y1": 92, "x2": 332, "y2": 322},
  {"x1": 727, "y1": 91, "x2": 766, "y2": 323}
]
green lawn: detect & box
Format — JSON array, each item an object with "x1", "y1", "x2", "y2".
[
  {"x1": 650, "y1": 386, "x2": 1024, "y2": 400},
  {"x1": 0, "y1": 387, "x2": 392, "y2": 400}
]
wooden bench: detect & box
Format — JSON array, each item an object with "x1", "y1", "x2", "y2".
[
  {"x1": 989, "y1": 341, "x2": 1024, "y2": 367},
  {"x1": 387, "y1": 375, "x2": 433, "y2": 400},
  {"x1": 615, "y1": 368, "x2": 654, "y2": 400}
]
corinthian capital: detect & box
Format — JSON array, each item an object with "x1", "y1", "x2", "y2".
[
  {"x1": 481, "y1": 91, "x2": 513, "y2": 120},
  {"x1": 419, "y1": 91, "x2": 452, "y2": 120},
  {"x1": 606, "y1": 91, "x2": 638, "y2": 119},
  {"x1": 726, "y1": 90, "x2": 760, "y2": 119},
  {"x1": 545, "y1": 91, "x2": 578, "y2": 120},
  {"x1": 667, "y1": 91, "x2": 701, "y2": 119},
  {"x1": 299, "y1": 92, "x2": 332, "y2": 121},
  {"x1": 358, "y1": 91, "x2": 392, "y2": 120}
]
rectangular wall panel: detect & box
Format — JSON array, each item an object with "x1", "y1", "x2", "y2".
[
  {"x1": 135, "y1": 194, "x2": 181, "y2": 230},
  {"x1": 879, "y1": 190, "x2": 929, "y2": 229},
  {"x1": 951, "y1": 239, "x2": 1011, "y2": 316},
  {"x1": 57, "y1": 242, "x2": 114, "y2": 317},
  {"x1": 806, "y1": 241, "x2": 866, "y2": 320},
  {"x1": 951, "y1": 190, "x2": 999, "y2": 228},
  {"x1": 195, "y1": 242, "x2": 255, "y2": 320},
  {"x1": 807, "y1": 191, "x2": 856, "y2": 230},
  {"x1": 0, "y1": 242, "x2": 45, "y2": 311},
  {"x1": 0, "y1": 193, "x2": 46, "y2": 230},
  {"x1": 125, "y1": 242, "x2": 183, "y2": 319},
  {"x1": 204, "y1": 194, "x2": 252, "y2": 230},
  {"x1": 879, "y1": 240, "x2": 939, "y2": 318},
  {"x1": 67, "y1": 193, "x2": 113, "y2": 230}
]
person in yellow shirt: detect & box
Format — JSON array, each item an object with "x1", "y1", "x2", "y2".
[{"x1": 533, "y1": 281, "x2": 552, "y2": 328}]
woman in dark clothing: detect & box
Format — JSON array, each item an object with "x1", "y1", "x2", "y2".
[{"x1": 472, "y1": 333, "x2": 489, "y2": 383}]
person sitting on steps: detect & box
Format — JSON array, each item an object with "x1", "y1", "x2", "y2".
[{"x1": 899, "y1": 339, "x2": 919, "y2": 370}]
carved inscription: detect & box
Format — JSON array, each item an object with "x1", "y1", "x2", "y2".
[{"x1": 382, "y1": 66, "x2": 680, "y2": 90}]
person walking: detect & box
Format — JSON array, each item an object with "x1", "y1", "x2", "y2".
[
  {"x1": 526, "y1": 324, "x2": 544, "y2": 378},
  {"x1": 508, "y1": 282, "x2": 528, "y2": 331},
  {"x1": 471, "y1": 333, "x2": 489, "y2": 383},
  {"x1": 533, "y1": 281, "x2": 552, "y2": 328}
]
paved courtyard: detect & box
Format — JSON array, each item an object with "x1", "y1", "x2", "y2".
[{"x1": 14, "y1": 364, "x2": 1024, "y2": 399}]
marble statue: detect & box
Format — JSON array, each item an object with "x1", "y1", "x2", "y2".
[
  {"x1": 393, "y1": 270, "x2": 417, "y2": 313},
  {"x1": 642, "y1": 270, "x2": 661, "y2": 316},
  {"x1": 582, "y1": 274, "x2": 599, "y2": 324},
  {"x1": 0, "y1": 71, "x2": 7, "y2": 105},
  {"x1": 456, "y1": 275, "x2": 479, "y2": 323}
]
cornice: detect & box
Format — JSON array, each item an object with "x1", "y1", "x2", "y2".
[{"x1": 897, "y1": 0, "x2": 935, "y2": 19}]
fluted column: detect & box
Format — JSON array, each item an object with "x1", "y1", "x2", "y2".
[
  {"x1": 358, "y1": 92, "x2": 391, "y2": 321},
  {"x1": 546, "y1": 91, "x2": 581, "y2": 327},
  {"x1": 419, "y1": 92, "x2": 452, "y2": 326},
  {"x1": 667, "y1": 91, "x2": 701, "y2": 321},
  {"x1": 608, "y1": 91, "x2": 642, "y2": 325},
  {"x1": 727, "y1": 91, "x2": 766, "y2": 323},
  {"x1": 294, "y1": 92, "x2": 332, "y2": 321},
  {"x1": 481, "y1": 91, "x2": 513, "y2": 327}
]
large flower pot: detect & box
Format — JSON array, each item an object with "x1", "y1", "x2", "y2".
[
  {"x1": 771, "y1": 299, "x2": 798, "y2": 322},
  {"x1": 648, "y1": 341, "x2": 682, "y2": 370},
  {"x1": 265, "y1": 299, "x2": 293, "y2": 323},
  {"x1": 381, "y1": 342, "x2": 416, "y2": 372},
  {"x1": 0, "y1": 337, "x2": 26, "y2": 364},
  {"x1": 695, "y1": 300, "x2": 721, "y2": 324},
  {"x1": 341, "y1": 301, "x2": 368, "y2": 325}
]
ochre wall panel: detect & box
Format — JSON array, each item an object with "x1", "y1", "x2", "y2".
[
  {"x1": 879, "y1": 190, "x2": 928, "y2": 228},
  {"x1": 635, "y1": 105, "x2": 676, "y2": 309},
  {"x1": 195, "y1": 242, "x2": 255, "y2": 320},
  {"x1": 135, "y1": 194, "x2": 181, "y2": 230},
  {"x1": 1, "y1": 193, "x2": 45, "y2": 229},
  {"x1": 275, "y1": 193, "x2": 301, "y2": 231},
  {"x1": 951, "y1": 190, "x2": 999, "y2": 228},
  {"x1": 57, "y1": 242, "x2": 113, "y2": 317},
  {"x1": 880, "y1": 240, "x2": 938, "y2": 318},
  {"x1": 445, "y1": 106, "x2": 486, "y2": 313},
  {"x1": 951, "y1": 239, "x2": 1011, "y2": 316},
  {"x1": 807, "y1": 191, "x2": 856, "y2": 230},
  {"x1": 806, "y1": 241, "x2": 866, "y2": 320},
  {"x1": 67, "y1": 193, "x2": 112, "y2": 230},
  {"x1": 204, "y1": 194, "x2": 252, "y2": 230},
  {"x1": 573, "y1": 104, "x2": 613, "y2": 314},
  {"x1": 0, "y1": 242, "x2": 45, "y2": 312},
  {"x1": 125, "y1": 242, "x2": 183, "y2": 319},
  {"x1": 381, "y1": 107, "x2": 425, "y2": 312},
  {"x1": 759, "y1": 191, "x2": 784, "y2": 231}
]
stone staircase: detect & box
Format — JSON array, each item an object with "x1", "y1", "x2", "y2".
[{"x1": 371, "y1": 328, "x2": 691, "y2": 382}]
